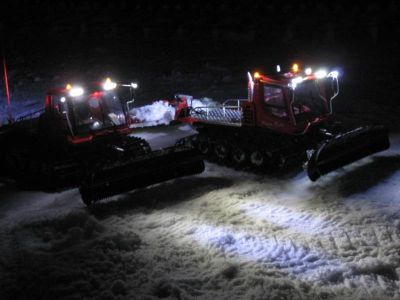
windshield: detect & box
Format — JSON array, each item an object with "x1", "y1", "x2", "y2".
[
  {"x1": 292, "y1": 80, "x2": 329, "y2": 121},
  {"x1": 69, "y1": 91, "x2": 126, "y2": 134}
]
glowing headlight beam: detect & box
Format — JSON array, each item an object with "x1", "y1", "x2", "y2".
[
  {"x1": 305, "y1": 67, "x2": 312, "y2": 75},
  {"x1": 69, "y1": 86, "x2": 84, "y2": 97},
  {"x1": 314, "y1": 70, "x2": 327, "y2": 79}
]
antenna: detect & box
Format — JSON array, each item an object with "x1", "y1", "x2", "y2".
[
  {"x1": 3, "y1": 57, "x2": 12, "y2": 123},
  {"x1": 1, "y1": 21, "x2": 13, "y2": 124}
]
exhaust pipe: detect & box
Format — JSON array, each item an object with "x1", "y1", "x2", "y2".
[{"x1": 307, "y1": 126, "x2": 390, "y2": 181}]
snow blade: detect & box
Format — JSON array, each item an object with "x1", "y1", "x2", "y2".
[
  {"x1": 79, "y1": 148, "x2": 204, "y2": 205},
  {"x1": 307, "y1": 126, "x2": 390, "y2": 181}
]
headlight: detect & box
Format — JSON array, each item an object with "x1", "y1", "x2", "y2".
[
  {"x1": 69, "y1": 86, "x2": 84, "y2": 97},
  {"x1": 314, "y1": 70, "x2": 327, "y2": 79}
]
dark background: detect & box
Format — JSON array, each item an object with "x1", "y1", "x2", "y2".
[{"x1": 0, "y1": 0, "x2": 399, "y2": 127}]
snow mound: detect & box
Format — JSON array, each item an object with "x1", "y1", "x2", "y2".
[
  {"x1": 128, "y1": 96, "x2": 219, "y2": 128},
  {"x1": 129, "y1": 100, "x2": 175, "y2": 127},
  {"x1": 175, "y1": 94, "x2": 218, "y2": 108}
]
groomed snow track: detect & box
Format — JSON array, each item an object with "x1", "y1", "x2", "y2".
[{"x1": 0, "y1": 135, "x2": 399, "y2": 300}]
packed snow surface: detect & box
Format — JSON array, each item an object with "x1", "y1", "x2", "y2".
[{"x1": 1, "y1": 129, "x2": 400, "y2": 299}]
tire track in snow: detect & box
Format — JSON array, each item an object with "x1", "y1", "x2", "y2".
[{"x1": 129, "y1": 172, "x2": 400, "y2": 297}]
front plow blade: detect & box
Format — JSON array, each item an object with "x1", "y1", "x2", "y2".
[
  {"x1": 307, "y1": 126, "x2": 390, "y2": 181},
  {"x1": 79, "y1": 149, "x2": 204, "y2": 205}
]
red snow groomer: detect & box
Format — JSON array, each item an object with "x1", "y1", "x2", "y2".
[
  {"x1": 0, "y1": 79, "x2": 204, "y2": 205},
  {"x1": 174, "y1": 65, "x2": 390, "y2": 180}
]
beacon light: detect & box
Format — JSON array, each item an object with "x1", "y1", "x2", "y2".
[{"x1": 103, "y1": 77, "x2": 117, "y2": 91}]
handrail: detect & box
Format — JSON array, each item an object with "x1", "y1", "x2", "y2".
[{"x1": 222, "y1": 99, "x2": 247, "y2": 108}]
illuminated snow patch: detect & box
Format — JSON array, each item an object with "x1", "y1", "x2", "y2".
[
  {"x1": 140, "y1": 209, "x2": 347, "y2": 283},
  {"x1": 189, "y1": 223, "x2": 350, "y2": 282}
]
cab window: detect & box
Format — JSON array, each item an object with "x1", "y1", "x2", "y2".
[
  {"x1": 293, "y1": 80, "x2": 328, "y2": 120},
  {"x1": 263, "y1": 86, "x2": 288, "y2": 118}
]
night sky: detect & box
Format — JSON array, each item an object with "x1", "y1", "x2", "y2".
[{"x1": 1, "y1": 0, "x2": 399, "y2": 105}]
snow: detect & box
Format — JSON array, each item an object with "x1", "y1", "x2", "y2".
[
  {"x1": 175, "y1": 94, "x2": 218, "y2": 109},
  {"x1": 128, "y1": 97, "x2": 218, "y2": 128},
  {"x1": 1, "y1": 131, "x2": 400, "y2": 299},
  {"x1": 129, "y1": 100, "x2": 176, "y2": 127}
]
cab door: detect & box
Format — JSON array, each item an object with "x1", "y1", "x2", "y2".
[{"x1": 254, "y1": 84, "x2": 294, "y2": 132}]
